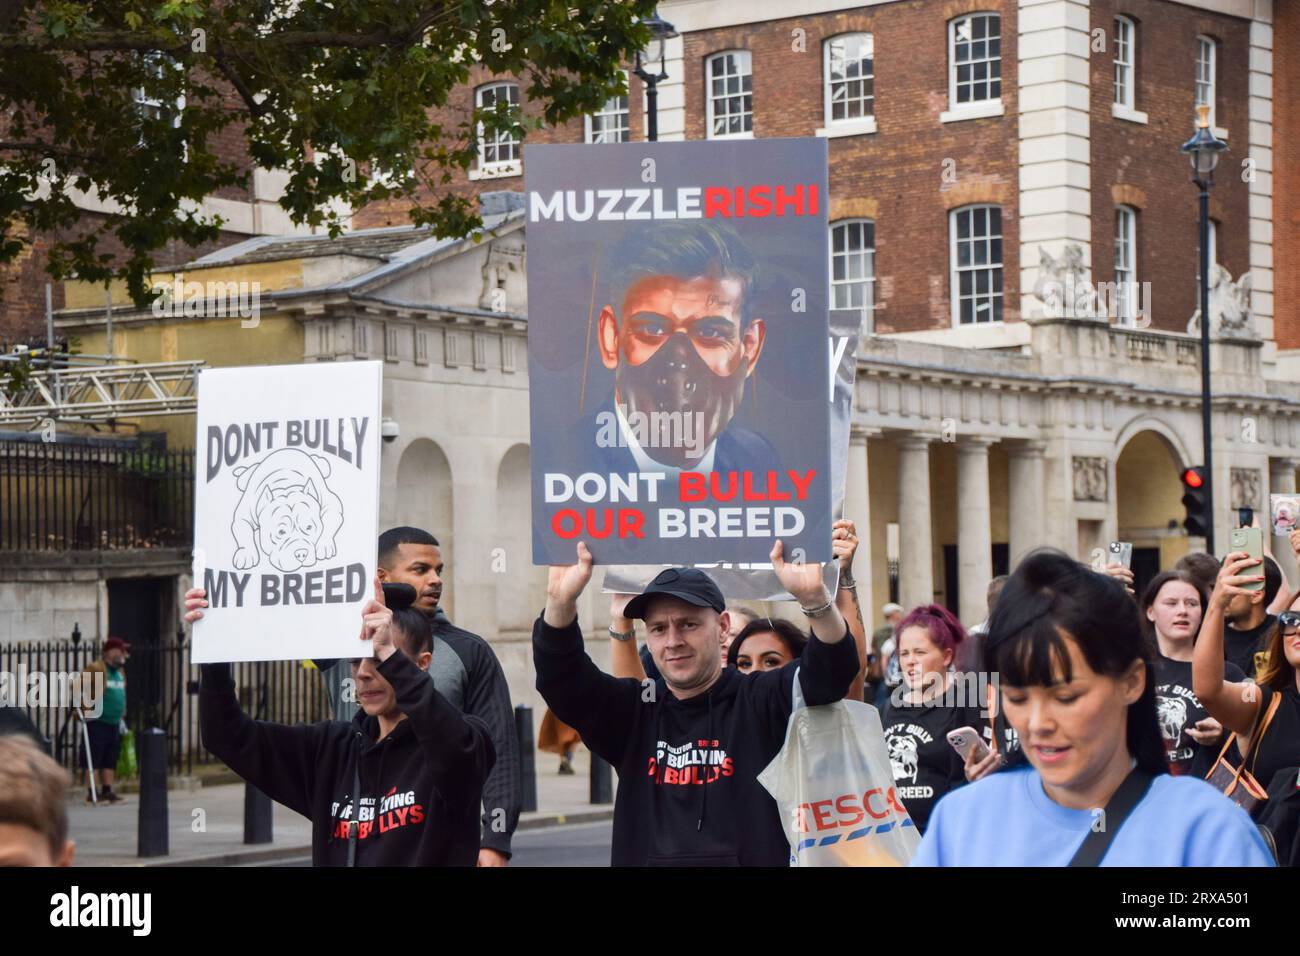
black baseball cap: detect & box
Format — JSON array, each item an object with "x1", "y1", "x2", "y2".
[{"x1": 623, "y1": 568, "x2": 726, "y2": 620}]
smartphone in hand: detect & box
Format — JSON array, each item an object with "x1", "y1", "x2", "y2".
[
  {"x1": 947, "y1": 726, "x2": 992, "y2": 763},
  {"x1": 1229, "y1": 526, "x2": 1264, "y2": 592},
  {"x1": 1108, "y1": 541, "x2": 1133, "y2": 570}
]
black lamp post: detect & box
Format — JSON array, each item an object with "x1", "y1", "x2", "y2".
[
  {"x1": 632, "y1": 12, "x2": 678, "y2": 142},
  {"x1": 1179, "y1": 104, "x2": 1229, "y2": 554}
]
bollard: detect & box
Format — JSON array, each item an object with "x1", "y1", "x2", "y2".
[
  {"x1": 244, "y1": 783, "x2": 273, "y2": 845},
  {"x1": 590, "y1": 752, "x2": 613, "y2": 805},
  {"x1": 136, "y1": 728, "x2": 168, "y2": 858},
  {"x1": 515, "y1": 705, "x2": 538, "y2": 813}
]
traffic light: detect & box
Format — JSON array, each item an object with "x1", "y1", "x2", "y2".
[{"x1": 1181, "y1": 466, "x2": 1209, "y2": 536}]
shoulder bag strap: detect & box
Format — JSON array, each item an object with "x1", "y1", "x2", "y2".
[
  {"x1": 1245, "y1": 688, "x2": 1283, "y2": 780},
  {"x1": 1068, "y1": 767, "x2": 1156, "y2": 867}
]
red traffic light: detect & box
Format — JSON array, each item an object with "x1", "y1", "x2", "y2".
[{"x1": 1182, "y1": 467, "x2": 1204, "y2": 489}]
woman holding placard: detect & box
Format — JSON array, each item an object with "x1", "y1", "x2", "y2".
[{"x1": 184, "y1": 579, "x2": 494, "y2": 866}]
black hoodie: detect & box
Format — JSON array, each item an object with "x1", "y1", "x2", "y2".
[
  {"x1": 200, "y1": 650, "x2": 494, "y2": 866},
  {"x1": 533, "y1": 614, "x2": 858, "y2": 866}
]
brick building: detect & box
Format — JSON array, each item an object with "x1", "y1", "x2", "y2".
[{"x1": 22, "y1": 2, "x2": 1300, "y2": 693}]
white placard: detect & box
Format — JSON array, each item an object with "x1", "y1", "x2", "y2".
[{"x1": 191, "y1": 361, "x2": 383, "y2": 663}]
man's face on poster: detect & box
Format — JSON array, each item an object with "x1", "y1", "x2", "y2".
[{"x1": 598, "y1": 273, "x2": 766, "y2": 468}]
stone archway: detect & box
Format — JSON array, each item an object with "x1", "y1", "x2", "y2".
[
  {"x1": 495, "y1": 443, "x2": 547, "y2": 632},
  {"x1": 1115, "y1": 428, "x2": 1188, "y2": 593},
  {"x1": 394, "y1": 438, "x2": 454, "y2": 616}
]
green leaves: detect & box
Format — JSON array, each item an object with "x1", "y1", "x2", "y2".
[{"x1": 1, "y1": 0, "x2": 656, "y2": 308}]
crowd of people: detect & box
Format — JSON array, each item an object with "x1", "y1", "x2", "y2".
[{"x1": 2, "y1": 514, "x2": 1297, "y2": 868}]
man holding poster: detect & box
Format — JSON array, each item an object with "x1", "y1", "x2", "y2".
[
  {"x1": 526, "y1": 139, "x2": 831, "y2": 567},
  {"x1": 534, "y1": 539, "x2": 857, "y2": 866}
]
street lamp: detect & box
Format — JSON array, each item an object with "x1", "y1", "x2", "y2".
[
  {"x1": 1179, "y1": 104, "x2": 1228, "y2": 553},
  {"x1": 632, "y1": 12, "x2": 678, "y2": 142}
]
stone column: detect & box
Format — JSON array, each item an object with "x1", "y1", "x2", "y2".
[
  {"x1": 1270, "y1": 458, "x2": 1299, "y2": 590},
  {"x1": 897, "y1": 435, "x2": 935, "y2": 610},
  {"x1": 844, "y1": 428, "x2": 875, "y2": 622},
  {"x1": 957, "y1": 438, "x2": 995, "y2": 628},
  {"x1": 1007, "y1": 441, "x2": 1047, "y2": 568}
]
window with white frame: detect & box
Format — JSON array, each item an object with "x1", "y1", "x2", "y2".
[
  {"x1": 476, "y1": 82, "x2": 520, "y2": 171},
  {"x1": 830, "y1": 220, "x2": 876, "y2": 324},
  {"x1": 706, "y1": 50, "x2": 752, "y2": 138},
  {"x1": 133, "y1": 52, "x2": 184, "y2": 133},
  {"x1": 1114, "y1": 206, "x2": 1137, "y2": 324},
  {"x1": 1114, "y1": 16, "x2": 1135, "y2": 109},
  {"x1": 586, "y1": 77, "x2": 630, "y2": 143},
  {"x1": 1195, "y1": 36, "x2": 1216, "y2": 127},
  {"x1": 824, "y1": 34, "x2": 874, "y2": 124},
  {"x1": 950, "y1": 205, "x2": 1003, "y2": 325},
  {"x1": 949, "y1": 14, "x2": 1001, "y2": 108}
]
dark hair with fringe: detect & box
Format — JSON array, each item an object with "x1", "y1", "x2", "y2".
[
  {"x1": 727, "y1": 617, "x2": 807, "y2": 668},
  {"x1": 1138, "y1": 570, "x2": 1207, "y2": 649},
  {"x1": 984, "y1": 549, "x2": 1168, "y2": 776}
]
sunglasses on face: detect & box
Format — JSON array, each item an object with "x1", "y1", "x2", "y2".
[{"x1": 1279, "y1": 612, "x2": 1300, "y2": 634}]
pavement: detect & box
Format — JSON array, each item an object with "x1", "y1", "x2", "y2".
[{"x1": 67, "y1": 748, "x2": 615, "y2": 867}]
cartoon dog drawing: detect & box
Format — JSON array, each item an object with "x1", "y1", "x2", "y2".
[
  {"x1": 1156, "y1": 695, "x2": 1187, "y2": 743},
  {"x1": 886, "y1": 733, "x2": 919, "y2": 784},
  {"x1": 229, "y1": 448, "x2": 344, "y2": 572}
]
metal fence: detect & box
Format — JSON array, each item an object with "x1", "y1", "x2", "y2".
[
  {"x1": 0, "y1": 438, "x2": 194, "y2": 552},
  {"x1": 0, "y1": 636, "x2": 330, "y2": 776}
]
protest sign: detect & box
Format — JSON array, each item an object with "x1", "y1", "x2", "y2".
[
  {"x1": 525, "y1": 138, "x2": 832, "y2": 565},
  {"x1": 603, "y1": 309, "x2": 861, "y2": 600},
  {"x1": 191, "y1": 361, "x2": 383, "y2": 663}
]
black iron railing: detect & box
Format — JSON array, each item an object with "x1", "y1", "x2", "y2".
[
  {"x1": 0, "y1": 636, "x2": 329, "y2": 776},
  {"x1": 0, "y1": 438, "x2": 194, "y2": 551}
]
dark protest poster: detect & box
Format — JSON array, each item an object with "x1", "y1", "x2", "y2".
[
  {"x1": 525, "y1": 138, "x2": 832, "y2": 565},
  {"x1": 191, "y1": 361, "x2": 383, "y2": 663},
  {"x1": 603, "y1": 309, "x2": 860, "y2": 600}
]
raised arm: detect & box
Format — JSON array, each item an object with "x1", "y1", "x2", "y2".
[
  {"x1": 608, "y1": 592, "x2": 647, "y2": 681},
  {"x1": 186, "y1": 587, "x2": 329, "y2": 818},
  {"x1": 1193, "y1": 553, "x2": 1264, "y2": 737},
  {"x1": 832, "y1": 519, "x2": 869, "y2": 702},
  {"x1": 535, "y1": 542, "x2": 641, "y2": 763},
  {"x1": 772, "y1": 538, "x2": 858, "y2": 706}
]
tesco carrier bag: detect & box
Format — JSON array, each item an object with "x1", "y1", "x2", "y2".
[{"x1": 758, "y1": 669, "x2": 919, "y2": 866}]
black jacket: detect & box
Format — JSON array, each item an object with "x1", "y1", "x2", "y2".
[
  {"x1": 201, "y1": 651, "x2": 494, "y2": 866},
  {"x1": 533, "y1": 614, "x2": 858, "y2": 866}
]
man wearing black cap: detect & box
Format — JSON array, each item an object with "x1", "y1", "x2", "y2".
[{"x1": 533, "y1": 538, "x2": 858, "y2": 866}]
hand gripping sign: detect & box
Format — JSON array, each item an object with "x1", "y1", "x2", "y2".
[
  {"x1": 525, "y1": 138, "x2": 832, "y2": 565},
  {"x1": 191, "y1": 361, "x2": 382, "y2": 663}
]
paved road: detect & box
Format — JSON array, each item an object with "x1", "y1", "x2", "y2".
[{"x1": 243, "y1": 820, "x2": 613, "y2": 867}]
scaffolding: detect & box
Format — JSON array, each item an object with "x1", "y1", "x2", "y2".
[{"x1": 0, "y1": 357, "x2": 203, "y2": 425}]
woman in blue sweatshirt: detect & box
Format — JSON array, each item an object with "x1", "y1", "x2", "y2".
[{"x1": 914, "y1": 550, "x2": 1272, "y2": 867}]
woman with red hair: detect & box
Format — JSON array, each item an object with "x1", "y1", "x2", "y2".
[{"x1": 880, "y1": 604, "x2": 994, "y2": 832}]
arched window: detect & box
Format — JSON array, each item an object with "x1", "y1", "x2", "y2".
[{"x1": 475, "y1": 81, "x2": 521, "y2": 175}]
